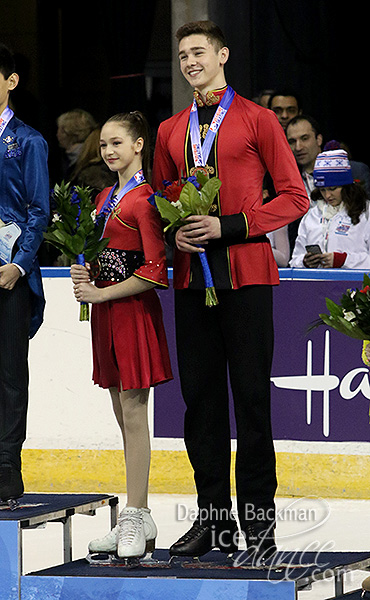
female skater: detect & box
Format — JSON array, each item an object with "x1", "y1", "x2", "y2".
[{"x1": 71, "y1": 111, "x2": 172, "y2": 559}]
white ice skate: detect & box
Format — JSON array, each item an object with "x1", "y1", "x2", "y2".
[
  {"x1": 117, "y1": 506, "x2": 145, "y2": 558},
  {"x1": 88, "y1": 506, "x2": 157, "y2": 554}
]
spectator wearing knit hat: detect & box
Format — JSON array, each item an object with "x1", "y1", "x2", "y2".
[
  {"x1": 324, "y1": 139, "x2": 370, "y2": 197},
  {"x1": 290, "y1": 149, "x2": 370, "y2": 269}
]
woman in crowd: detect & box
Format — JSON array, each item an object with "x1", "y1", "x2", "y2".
[{"x1": 290, "y1": 149, "x2": 370, "y2": 269}]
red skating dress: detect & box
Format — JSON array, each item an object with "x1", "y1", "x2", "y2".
[{"x1": 91, "y1": 182, "x2": 173, "y2": 390}]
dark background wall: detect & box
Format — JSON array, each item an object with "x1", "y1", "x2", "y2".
[
  {"x1": 0, "y1": 0, "x2": 366, "y2": 182},
  {"x1": 211, "y1": 1, "x2": 366, "y2": 165}
]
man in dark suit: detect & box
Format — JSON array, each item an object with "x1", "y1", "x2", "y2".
[{"x1": 0, "y1": 43, "x2": 49, "y2": 506}]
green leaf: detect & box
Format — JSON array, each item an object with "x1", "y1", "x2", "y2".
[
  {"x1": 196, "y1": 170, "x2": 209, "y2": 188},
  {"x1": 363, "y1": 273, "x2": 370, "y2": 288},
  {"x1": 199, "y1": 177, "x2": 222, "y2": 214},
  {"x1": 154, "y1": 195, "x2": 182, "y2": 224},
  {"x1": 176, "y1": 182, "x2": 199, "y2": 214},
  {"x1": 325, "y1": 297, "x2": 343, "y2": 318},
  {"x1": 84, "y1": 238, "x2": 110, "y2": 262}
]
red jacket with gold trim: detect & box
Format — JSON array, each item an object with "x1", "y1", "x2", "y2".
[
  {"x1": 95, "y1": 183, "x2": 168, "y2": 288},
  {"x1": 152, "y1": 91, "x2": 309, "y2": 289}
]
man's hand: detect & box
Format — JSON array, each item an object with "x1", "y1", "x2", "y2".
[
  {"x1": 0, "y1": 264, "x2": 21, "y2": 290},
  {"x1": 175, "y1": 215, "x2": 221, "y2": 253}
]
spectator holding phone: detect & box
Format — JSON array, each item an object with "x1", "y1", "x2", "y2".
[{"x1": 290, "y1": 149, "x2": 370, "y2": 269}]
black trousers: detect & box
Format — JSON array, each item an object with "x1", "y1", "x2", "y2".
[
  {"x1": 0, "y1": 277, "x2": 31, "y2": 470},
  {"x1": 175, "y1": 286, "x2": 277, "y2": 527}
]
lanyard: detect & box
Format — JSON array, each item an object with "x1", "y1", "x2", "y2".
[
  {"x1": 0, "y1": 106, "x2": 14, "y2": 138},
  {"x1": 100, "y1": 169, "x2": 145, "y2": 234},
  {"x1": 189, "y1": 86, "x2": 235, "y2": 167}
]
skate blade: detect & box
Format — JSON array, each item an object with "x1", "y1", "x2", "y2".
[
  {"x1": 0, "y1": 497, "x2": 22, "y2": 510},
  {"x1": 86, "y1": 552, "x2": 141, "y2": 568}
]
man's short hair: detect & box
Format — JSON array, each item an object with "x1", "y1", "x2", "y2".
[
  {"x1": 176, "y1": 20, "x2": 226, "y2": 51},
  {"x1": 268, "y1": 89, "x2": 302, "y2": 112},
  {"x1": 0, "y1": 43, "x2": 16, "y2": 80},
  {"x1": 286, "y1": 114, "x2": 322, "y2": 138}
]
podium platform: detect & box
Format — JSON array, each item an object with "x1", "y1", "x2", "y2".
[
  {"x1": 0, "y1": 493, "x2": 118, "y2": 600},
  {"x1": 1, "y1": 494, "x2": 370, "y2": 600}
]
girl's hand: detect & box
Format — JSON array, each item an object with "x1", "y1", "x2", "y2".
[
  {"x1": 321, "y1": 252, "x2": 334, "y2": 268},
  {"x1": 73, "y1": 282, "x2": 106, "y2": 304},
  {"x1": 303, "y1": 252, "x2": 322, "y2": 268},
  {"x1": 70, "y1": 263, "x2": 91, "y2": 284}
]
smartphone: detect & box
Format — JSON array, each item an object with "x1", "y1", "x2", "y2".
[{"x1": 305, "y1": 244, "x2": 322, "y2": 254}]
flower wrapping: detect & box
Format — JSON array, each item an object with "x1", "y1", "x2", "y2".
[
  {"x1": 149, "y1": 172, "x2": 221, "y2": 306},
  {"x1": 44, "y1": 181, "x2": 110, "y2": 320}
]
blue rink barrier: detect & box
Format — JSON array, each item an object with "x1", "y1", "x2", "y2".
[{"x1": 40, "y1": 266, "x2": 369, "y2": 281}]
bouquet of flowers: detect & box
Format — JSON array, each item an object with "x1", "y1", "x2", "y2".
[
  {"x1": 313, "y1": 274, "x2": 370, "y2": 341},
  {"x1": 149, "y1": 172, "x2": 221, "y2": 307},
  {"x1": 44, "y1": 181, "x2": 109, "y2": 320}
]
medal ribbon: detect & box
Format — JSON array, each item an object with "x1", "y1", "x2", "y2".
[
  {"x1": 189, "y1": 86, "x2": 235, "y2": 167},
  {"x1": 0, "y1": 106, "x2": 14, "y2": 138},
  {"x1": 100, "y1": 169, "x2": 145, "y2": 234}
]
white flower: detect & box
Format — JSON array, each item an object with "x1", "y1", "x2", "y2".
[
  {"x1": 52, "y1": 213, "x2": 61, "y2": 223},
  {"x1": 343, "y1": 311, "x2": 356, "y2": 322},
  {"x1": 171, "y1": 200, "x2": 183, "y2": 211},
  {"x1": 91, "y1": 208, "x2": 97, "y2": 222}
]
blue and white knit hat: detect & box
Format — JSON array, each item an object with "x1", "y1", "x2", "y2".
[{"x1": 313, "y1": 149, "x2": 353, "y2": 187}]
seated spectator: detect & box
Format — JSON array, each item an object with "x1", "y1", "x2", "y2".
[
  {"x1": 286, "y1": 114, "x2": 323, "y2": 200},
  {"x1": 254, "y1": 88, "x2": 275, "y2": 108},
  {"x1": 267, "y1": 226, "x2": 290, "y2": 267},
  {"x1": 70, "y1": 127, "x2": 117, "y2": 200},
  {"x1": 268, "y1": 89, "x2": 302, "y2": 130},
  {"x1": 56, "y1": 108, "x2": 97, "y2": 180},
  {"x1": 290, "y1": 149, "x2": 370, "y2": 270},
  {"x1": 324, "y1": 139, "x2": 370, "y2": 198},
  {"x1": 286, "y1": 114, "x2": 323, "y2": 255}
]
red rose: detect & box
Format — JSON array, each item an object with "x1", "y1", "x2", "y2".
[
  {"x1": 360, "y1": 285, "x2": 370, "y2": 294},
  {"x1": 163, "y1": 181, "x2": 186, "y2": 203}
]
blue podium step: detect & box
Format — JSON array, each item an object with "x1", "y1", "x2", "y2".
[
  {"x1": 1, "y1": 494, "x2": 370, "y2": 599},
  {"x1": 26, "y1": 549, "x2": 370, "y2": 582},
  {"x1": 22, "y1": 549, "x2": 370, "y2": 599},
  {"x1": 0, "y1": 493, "x2": 118, "y2": 600}
]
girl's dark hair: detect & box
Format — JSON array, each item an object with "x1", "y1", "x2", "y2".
[
  {"x1": 311, "y1": 182, "x2": 367, "y2": 225},
  {"x1": 0, "y1": 43, "x2": 16, "y2": 80},
  {"x1": 105, "y1": 111, "x2": 151, "y2": 181}
]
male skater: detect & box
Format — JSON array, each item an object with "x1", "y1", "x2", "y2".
[
  {"x1": 152, "y1": 21, "x2": 309, "y2": 558},
  {"x1": 0, "y1": 43, "x2": 49, "y2": 506}
]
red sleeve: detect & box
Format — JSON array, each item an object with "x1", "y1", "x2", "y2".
[
  {"x1": 152, "y1": 121, "x2": 179, "y2": 191},
  {"x1": 333, "y1": 252, "x2": 347, "y2": 268},
  {"x1": 132, "y1": 194, "x2": 169, "y2": 288},
  {"x1": 245, "y1": 110, "x2": 309, "y2": 237}
]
